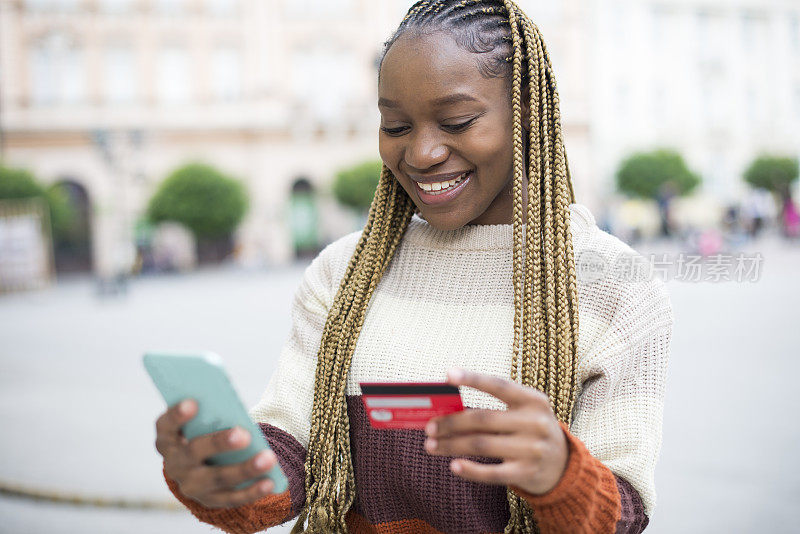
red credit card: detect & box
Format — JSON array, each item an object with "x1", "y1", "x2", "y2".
[{"x1": 359, "y1": 382, "x2": 464, "y2": 430}]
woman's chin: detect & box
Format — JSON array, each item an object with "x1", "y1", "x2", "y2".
[{"x1": 416, "y1": 210, "x2": 469, "y2": 231}]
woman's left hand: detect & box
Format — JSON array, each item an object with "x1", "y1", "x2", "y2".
[{"x1": 424, "y1": 368, "x2": 569, "y2": 496}]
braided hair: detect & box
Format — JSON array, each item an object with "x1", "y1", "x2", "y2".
[{"x1": 292, "y1": 1, "x2": 579, "y2": 532}]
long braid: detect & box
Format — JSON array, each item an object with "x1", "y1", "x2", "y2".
[
  {"x1": 292, "y1": 169, "x2": 415, "y2": 533},
  {"x1": 295, "y1": 1, "x2": 579, "y2": 532}
]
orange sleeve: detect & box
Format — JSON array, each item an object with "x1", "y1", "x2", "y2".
[
  {"x1": 163, "y1": 464, "x2": 293, "y2": 534},
  {"x1": 511, "y1": 421, "x2": 622, "y2": 534}
]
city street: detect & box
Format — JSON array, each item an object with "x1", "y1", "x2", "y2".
[{"x1": 1, "y1": 236, "x2": 799, "y2": 533}]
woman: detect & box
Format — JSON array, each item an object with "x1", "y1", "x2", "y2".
[{"x1": 155, "y1": 1, "x2": 673, "y2": 532}]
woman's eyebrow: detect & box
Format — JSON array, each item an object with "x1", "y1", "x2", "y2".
[{"x1": 378, "y1": 93, "x2": 480, "y2": 109}]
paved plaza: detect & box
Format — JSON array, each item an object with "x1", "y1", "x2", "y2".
[{"x1": 1, "y1": 236, "x2": 798, "y2": 533}]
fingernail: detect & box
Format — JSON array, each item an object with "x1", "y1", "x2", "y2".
[
  {"x1": 254, "y1": 452, "x2": 270, "y2": 470},
  {"x1": 450, "y1": 460, "x2": 462, "y2": 473},
  {"x1": 178, "y1": 400, "x2": 191, "y2": 415},
  {"x1": 425, "y1": 438, "x2": 437, "y2": 451},
  {"x1": 228, "y1": 428, "x2": 243, "y2": 444},
  {"x1": 447, "y1": 368, "x2": 464, "y2": 381},
  {"x1": 425, "y1": 421, "x2": 436, "y2": 436},
  {"x1": 259, "y1": 479, "x2": 273, "y2": 492}
]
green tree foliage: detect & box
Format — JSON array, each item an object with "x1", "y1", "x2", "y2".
[
  {"x1": 146, "y1": 162, "x2": 249, "y2": 238},
  {"x1": 332, "y1": 160, "x2": 383, "y2": 211},
  {"x1": 616, "y1": 149, "x2": 700, "y2": 199},
  {"x1": 0, "y1": 162, "x2": 73, "y2": 239},
  {"x1": 743, "y1": 155, "x2": 799, "y2": 199}
]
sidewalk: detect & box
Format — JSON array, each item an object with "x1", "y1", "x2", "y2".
[{"x1": 1, "y1": 241, "x2": 799, "y2": 533}]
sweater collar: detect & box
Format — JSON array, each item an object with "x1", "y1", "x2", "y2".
[{"x1": 403, "y1": 203, "x2": 593, "y2": 252}]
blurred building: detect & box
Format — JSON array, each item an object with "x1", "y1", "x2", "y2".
[
  {"x1": 0, "y1": 0, "x2": 796, "y2": 275},
  {"x1": 585, "y1": 0, "x2": 800, "y2": 206},
  {"x1": 0, "y1": 0, "x2": 420, "y2": 274}
]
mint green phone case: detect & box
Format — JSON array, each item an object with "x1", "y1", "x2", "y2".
[{"x1": 143, "y1": 351, "x2": 288, "y2": 493}]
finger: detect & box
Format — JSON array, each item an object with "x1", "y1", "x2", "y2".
[
  {"x1": 425, "y1": 433, "x2": 545, "y2": 461},
  {"x1": 205, "y1": 477, "x2": 279, "y2": 508},
  {"x1": 185, "y1": 426, "x2": 252, "y2": 465},
  {"x1": 155, "y1": 400, "x2": 197, "y2": 457},
  {"x1": 449, "y1": 458, "x2": 523, "y2": 486},
  {"x1": 428, "y1": 408, "x2": 542, "y2": 438},
  {"x1": 155, "y1": 399, "x2": 197, "y2": 436},
  {"x1": 446, "y1": 369, "x2": 549, "y2": 408},
  {"x1": 188, "y1": 450, "x2": 278, "y2": 493}
]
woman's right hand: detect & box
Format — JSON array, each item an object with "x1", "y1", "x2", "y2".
[{"x1": 155, "y1": 399, "x2": 280, "y2": 509}]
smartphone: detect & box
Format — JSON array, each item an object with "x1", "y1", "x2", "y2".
[{"x1": 143, "y1": 351, "x2": 288, "y2": 493}]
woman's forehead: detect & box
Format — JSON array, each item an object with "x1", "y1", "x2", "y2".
[{"x1": 378, "y1": 31, "x2": 505, "y2": 107}]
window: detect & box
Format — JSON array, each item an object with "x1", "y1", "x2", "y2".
[
  {"x1": 156, "y1": 46, "x2": 190, "y2": 103},
  {"x1": 292, "y1": 45, "x2": 356, "y2": 122},
  {"x1": 696, "y1": 10, "x2": 710, "y2": 55},
  {"x1": 205, "y1": 0, "x2": 237, "y2": 16},
  {"x1": 741, "y1": 11, "x2": 768, "y2": 54},
  {"x1": 103, "y1": 44, "x2": 137, "y2": 104},
  {"x1": 210, "y1": 46, "x2": 241, "y2": 101},
  {"x1": 99, "y1": 0, "x2": 136, "y2": 14},
  {"x1": 29, "y1": 32, "x2": 86, "y2": 106},
  {"x1": 287, "y1": 0, "x2": 353, "y2": 17},
  {"x1": 25, "y1": 0, "x2": 79, "y2": 12},
  {"x1": 154, "y1": 0, "x2": 186, "y2": 16},
  {"x1": 795, "y1": 84, "x2": 800, "y2": 122}
]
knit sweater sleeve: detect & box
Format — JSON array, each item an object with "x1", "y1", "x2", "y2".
[
  {"x1": 161, "y1": 231, "x2": 362, "y2": 534},
  {"x1": 514, "y1": 246, "x2": 674, "y2": 533}
]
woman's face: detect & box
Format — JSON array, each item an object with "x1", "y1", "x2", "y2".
[{"x1": 378, "y1": 30, "x2": 527, "y2": 230}]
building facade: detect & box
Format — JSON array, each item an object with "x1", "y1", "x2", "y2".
[
  {"x1": 0, "y1": 0, "x2": 795, "y2": 275},
  {"x1": 587, "y1": 0, "x2": 800, "y2": 206}
]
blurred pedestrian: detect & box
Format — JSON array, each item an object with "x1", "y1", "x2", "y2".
[{"x1": 782, "y1": 196, "x2": 800, "y2": 239}]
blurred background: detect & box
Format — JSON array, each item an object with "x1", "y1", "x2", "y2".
[{"x1": 0, "y1": 0, "x2": 798, "y2": 532}]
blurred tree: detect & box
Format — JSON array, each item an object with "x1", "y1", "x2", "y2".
[
  {"x1": 615, "y1": 149, "x2": 700, "y2": 199},
  {"x1": 332, "y1": 160, "x2": 382, "y2": 212},
  {"x1": 743, "y1": 155, "x2": 798, "y2": 201},
  {"x1": 147, "y1": 162, "x2": 249, "y2": 238},
  {"x1": 616, "y1": 150, "x2": 700, "y2": 237},
  {"x1": 146, "y1": 162, "x2": 249, "y2": 262},
  {"x1": 0, "y1": 162, "x2": 74, "y2": 240}
]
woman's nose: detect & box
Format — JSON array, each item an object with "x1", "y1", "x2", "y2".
[{"x1": 403, "y1": 129, "x2": 448, "y2": 170}]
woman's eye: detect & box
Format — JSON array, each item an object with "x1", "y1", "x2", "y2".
[
  {"x1": 380, "y1": 125, "x2": 409, "y2": 136},
  {"x1": 442, "y1": 118, "x2": 477, "y2": 132}
]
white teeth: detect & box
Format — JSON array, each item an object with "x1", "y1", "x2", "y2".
[{"x1": 419, "y1": 171, "x2": 469, "y2": 193}]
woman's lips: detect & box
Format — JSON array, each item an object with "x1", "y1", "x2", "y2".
[{"x1": 414, "y1": 171, "x2": 472, "y2": 206}]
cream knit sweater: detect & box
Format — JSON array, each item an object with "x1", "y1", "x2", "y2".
[{"x1": 249, "y1": 202, "x2": 673, "y2": 518}]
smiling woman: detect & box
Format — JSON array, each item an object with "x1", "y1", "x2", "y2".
[{"x1": 156, "y1": 1, "x2": 673, "y2": 533}]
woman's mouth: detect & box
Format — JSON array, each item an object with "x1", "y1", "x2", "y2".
[{"x1": 414, "y1": 170, "x2": 473, "y2": 205}]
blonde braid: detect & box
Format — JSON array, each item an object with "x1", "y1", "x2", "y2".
[
  {"x1": 292, "y1": 169, "x2": 415, "y2": 533},
  {"x1": 501, "y1": 2, "x2": 580, "y2": 531}
]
